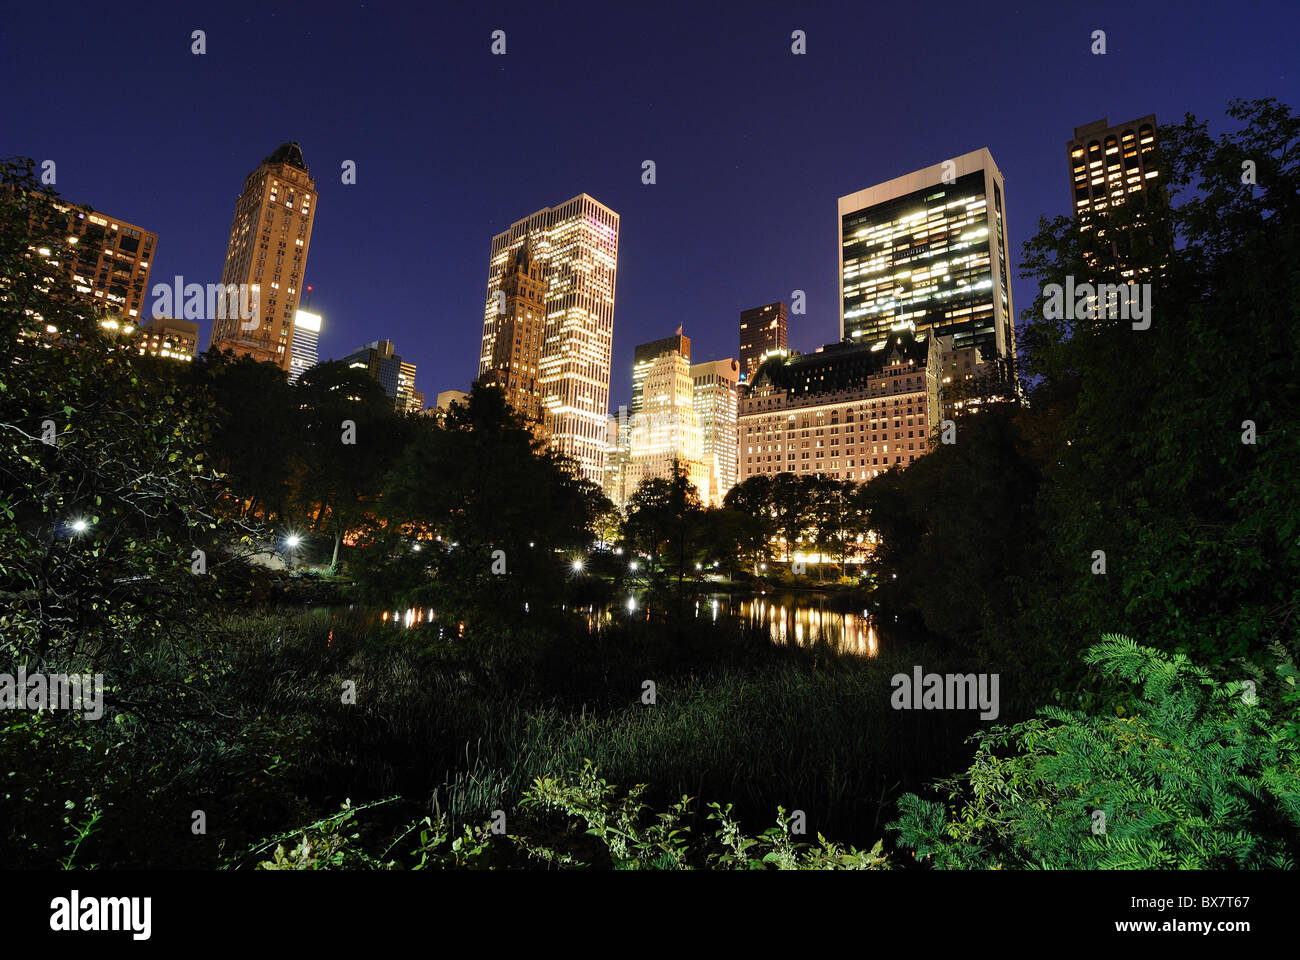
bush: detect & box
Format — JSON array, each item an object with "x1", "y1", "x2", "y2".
[{"x1": 891, "y1": 635, "x2": 1300, "y2": 869}]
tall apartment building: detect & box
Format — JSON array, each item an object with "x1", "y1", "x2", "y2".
[
  {"x1": 343, "y1": 339, "x2": 419, "y2": 413},
  {"x1": 49, "y1": 202, "x2": 157, "y2": 320},
  {"x1": 1067, "y1": 115, "x2": 1164, "y2": 278},
  {"x1": 691, "y1": 358, "x2": 740, "y2": 505},
  {"x1": 478, "y1": 235, "x2": 547, "y2": 422},
  {"x1": 137, "y1": 316, "x2": 199, "y2": 361},
  {"x1": 739, "y1": 323, "x2": 940, "y2": 483},
  {"x1": 624, "y1": 340, "x2": 709, "y2": 504},
  {"x1": 839, "y1": 148, "x2": 1015, "y2": 367},
  {"x1": 739, "y1": 302, "x2": 787, "y2": 382},
  {"x1": 208, "y1": 142, "x2": 317, "y2": 372},
  {"x1": 288, "y1": 308, "x2": 321, "y2": 383},
  {"x1": 478, "y1": 194, "x2": 619, "y2": 485}
]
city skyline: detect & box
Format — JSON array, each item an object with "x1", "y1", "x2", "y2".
[{"x1": 5, "y1": 1, "x2": 1296, "y2": 413}]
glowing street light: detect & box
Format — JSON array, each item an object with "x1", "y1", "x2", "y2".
[
  {"x1": 285, "y1": 534, "x2": 301, "y2": 549},
  {"x1": 70, "y1": 518, "x2": 89, "y2": 534},
  {"x1": 629, "y1": 561, "x2": 638, "y2": 571},
  {"x1": 571, "y1": 559, "x2": 585, "y2": 573}
]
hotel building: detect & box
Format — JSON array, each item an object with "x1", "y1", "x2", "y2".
[
  {"x1": 479, "y1": 195, "x2": 619, "y2": 485},
  {"x1": 839, "y1": 148, "x2": 1014, "y2": 367},
  {"x1": 739, "y1": 323, "x2": 940, "y2": 483},
  {"x1": 208, "y1": 142, "x2": 317, "y2": 372}
]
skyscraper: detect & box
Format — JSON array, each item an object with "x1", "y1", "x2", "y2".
[
  {"x1": 208, "y1": 142, "x2": 317, "y2": 372},
  {"x1": 343, "y1": 339, "x2": 419, "y2": 413},
  {"x1": 625, "y1": 337, "x2": 708, "y2": 504},
  {"x1": 739, "y1": 302, "x2": 787, "y2": 382},
  {"x1": 632, "y1": 331, "x2": 690, "y2": 414},
  {"x1": 691, "y1": 358, "x2": 740, "y2": 505},
  {"x1": 478, "y1": 235, "x2": 546, "y2": 423},
  {"x1": 479, "y1": 194, "x2": 619, "y2": 485},
  {"x1": 288, "y1": 308, "x2": 321, "y2": 383},
  {"x1": 1067, "y1": 115, "x2": 1164, "y2": 279},
  {"x1": 839, "y1": 148, "x2": 1014, "y2": 366}
]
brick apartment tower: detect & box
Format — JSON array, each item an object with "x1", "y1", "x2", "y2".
[
  {"x1": 479, "y1": 234, "x2": 547, "y2": 424},
  {"x1": 208, "y1": 142, "x2": 317, "y2": 372}
]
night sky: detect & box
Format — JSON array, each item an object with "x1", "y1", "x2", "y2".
[{"x1": 4, "y1": 0, "x2": 1296, "y2": 406}]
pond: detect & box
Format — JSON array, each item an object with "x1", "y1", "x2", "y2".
[{"x1": 367, "y1": 591, "x2": 881, "y2": 657}]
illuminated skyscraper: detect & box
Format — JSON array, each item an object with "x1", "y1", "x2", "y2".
[
  {"x1": 839, "y1": 148, "x2": 1014, "y2": 366},
  {"x1": 208, "y1": 142, "x2": 317, "y2": 372},
  {"x1": 622, "y1": 335, "x2": 709, "y2": 505},
  {"x1": 1067, "y1": 115, "x2": 1165, "y2": 279},
  {"x1": 288, "y1": 308, "x2": 321, "y2": 383},
  {"x1": 739, "y1": 302, "x2": 787, "y2": 382},
  {"x1": 479, "y1": 195, "x2": 619, "y2": 485},
  {"x1": 631, "y1": 331, "x2": 689, "y2": 414},
  {"x1": 478, "y1": 235, "x2": 546, "y2": 423},
  {"x1": 691, "y1": 358, "x2": 740, "y2": 505}
]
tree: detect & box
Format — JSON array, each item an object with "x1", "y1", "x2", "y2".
[
  {"x1": 291, "y1": 360, "x2": 411, "y2": 571},
  {"x1": 622, "y1": 460, "x2": 704, "y2": 585},
  {"x1": 722, "y1": 474, "x2": 776, "y2": 574},
  {"x1": 366, "y1": 383, "x2": 600, "y2": 622}
]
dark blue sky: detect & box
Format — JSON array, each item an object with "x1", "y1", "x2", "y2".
[{"x1": 4, "y1": 0, "x2": 1296, "y2": 405}]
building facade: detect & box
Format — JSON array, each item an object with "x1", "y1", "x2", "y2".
[
  {"x1": 344, "y1": 339, "x2": 420, "y2": 413},
  {"x1": 1067, "y1": 115, "x2": 1164, "y2": 278},
  {"x1": 49, "y1": 202, "x2": 157, "y2": 321},
  {"x1": 288, "y1": 308, "x2": 321, "y2": 383},
  {"x1": 691, "y1": 357, "x2": 740, "y2": 505},
  {"x1": 625, "y1": 345, "x2": 709, "y2": 504},
  {"x1": 739, "y1": 302, "x2": 787, "y2": 383},
  {"x1": 137, "y1": 316, "x2": 198, "y2": 361},
  {"x1": 632, "y1": 331, "x2": 689, "y2": 414},
  {"x1": 478, "y1": 235, "x2": 547, "y2": 423},
  {"x1": 478, "y1": 194, "x2": 619, "y2": 485},
  {"x1": 739, "y1": 324, "x2": 940, "y2": 483},
  {"x1": 208, "y1": 142, "x2": 317, "y2": 372},
  {"x1": 839, "y1": 148, "x2": 1014, "y2": 367}
]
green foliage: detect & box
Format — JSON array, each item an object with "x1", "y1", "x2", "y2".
[
  {"x1": 244, "y1": 761, "x2": 889, "y2": 870},
  {"x1": 891, "y1": 636, "x2": 1300, "y2": 869}
]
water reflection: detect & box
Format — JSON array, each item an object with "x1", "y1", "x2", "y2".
[
  {"x1": 370, "y1": 595, "x2": 878, "y2": 656},
  {"x1": 595, "y1": 593, "x2": 879, "y2": 657}
]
